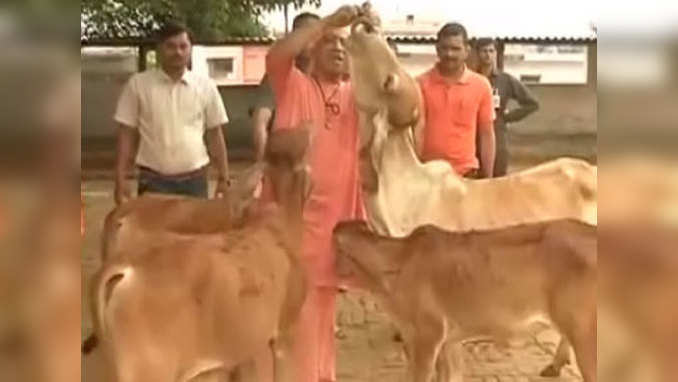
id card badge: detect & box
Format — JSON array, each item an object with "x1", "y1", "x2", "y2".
[{"x1": 492, "y1": 88, "x2": 501, "y2": 109}]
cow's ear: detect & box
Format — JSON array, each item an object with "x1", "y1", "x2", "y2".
[
  {"x1": 228, "y1": 162, "x2": 265, "y2": 222},
  {"x1": 383, "y1": 73, "x2": 399, "y2": 94}
]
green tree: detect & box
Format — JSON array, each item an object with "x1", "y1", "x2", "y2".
[{"x1": 81, "y1": 0, "x2": 321, "y2": 40}]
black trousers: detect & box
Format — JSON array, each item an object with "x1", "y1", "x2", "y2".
[
  {"x1": 476, "y1": 125, "x2": 509, "y2": 178},
  {"x1": 493, "y1": 126, "x2": 509, "y2": 177}
]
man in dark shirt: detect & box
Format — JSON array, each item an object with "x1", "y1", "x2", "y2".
[
  {"x1": 475, "y1": 38, "x2": 539, "y2": 177},
  {"x1": 251, "y1": 12, "x2": 319, "y2": 161}
]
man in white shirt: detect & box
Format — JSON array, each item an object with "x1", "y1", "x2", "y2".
[{"x1": 113, "y1": 22, "x2": 230, "y2": 205}]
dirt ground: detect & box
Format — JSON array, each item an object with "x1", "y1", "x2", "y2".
[{"x1": 79, "y1": 162, "x2": 582, "y2": 381}]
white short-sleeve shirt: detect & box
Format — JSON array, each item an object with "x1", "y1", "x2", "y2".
[{"x1": 114, "y1": 68, "x2": 229, "y2": 175}]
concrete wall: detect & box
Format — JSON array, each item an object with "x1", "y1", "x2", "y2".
[
  {"x1": 507, "y1": 43, "x2": 597, "y2": 162},
  {"x1": 512, "y1": 84, "x2": 596, "y2": 135},
  {"x1": 218, "y1": 86, "x2": 260, "y2": 158},
  {"x1": 82, "y1": 48, "x2": 261, "y2": 159},
  {"x1": 82, "y1": 50, "x2": 137, "y2": 138}
]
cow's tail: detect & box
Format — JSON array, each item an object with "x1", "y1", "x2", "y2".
[{"x1": 83, "y1": 264, "x2": 131, "y2": 354}]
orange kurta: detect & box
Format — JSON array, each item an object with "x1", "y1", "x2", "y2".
[
  {"x1": 266, "y1": 51, "x2": 364, "y2": 382},
  {"x1": 266, "y1": 53, "x2": 364, "y2": 288}
]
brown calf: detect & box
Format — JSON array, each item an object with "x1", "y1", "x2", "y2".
[
  {"x1": 333, "y1": 219, "x2": 596, "y2": 382},
  {"x1": 89, "y1": 127, "x2": 311, "y2": 382},
  {"x1": 598, "y1": 222, "x2": 678, "y2": 382}
]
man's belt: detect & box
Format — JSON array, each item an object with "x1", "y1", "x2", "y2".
[{"x1": 137, "y1": 165, "x2": 207, "y2": 181}]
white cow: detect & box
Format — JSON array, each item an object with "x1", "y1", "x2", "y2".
[
  {"x1": 347, "y1": 12, "x2": 597, "y2": 239},
  {"x1": 362, "y1": 123, "x2": 597, "y2": 236}
]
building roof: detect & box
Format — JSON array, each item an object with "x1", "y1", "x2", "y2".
[
  {"x1": 80, "y1": 36, "x2": 275, "y2": 47},
  {"x1": 382, "y1": 17, "x2": 597, "y2": 43},
  {"x1": 387, "y1": 35, "x2": 596, "y2": 44},
  {"x1": 81, "y1": 27, "x2": 596, "y2": 47}
]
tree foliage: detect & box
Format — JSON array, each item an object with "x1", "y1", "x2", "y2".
[{"x1": 81, "y1": 0, "x2": 321, "y2": 40}]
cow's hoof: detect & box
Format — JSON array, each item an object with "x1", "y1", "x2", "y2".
[{"x1": 539, "y1": 364, "x2": 561, "y2": 378}]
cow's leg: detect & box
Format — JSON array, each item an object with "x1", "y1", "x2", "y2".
[
  {"x1": 552, "y1": 301, "x2": 596, "y2": 382},
  {"x1": 539, "y1": 337, "x2": 571, "y2": 377},
  {"x1": 549, "y1": 272, "x2": 596, "y2": 382},
  {"x1": 272, "y1": 330, "x2": 297, "y2": 382},
  {"x1": 434, "y1": 340, "x2": 464, "y2": 382},
  {"x1": 408, "y1": 317, "x2": 446, "y2": 382},
  {"x1": 253, "y1": 345, "x2": 273, "y2": 382},
  {"x1": 568, "y1": 317, "x2": 597, "y2": 382},
  {"x1": 434, "y1": 344, "x2": 447, "y2": 382}
]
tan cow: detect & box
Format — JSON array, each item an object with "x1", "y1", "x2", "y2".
[
  {"x1": 333, "y1": 219, "x2": 597, "y2": 382},
  {"x1": 89, "y1": 128, "x2": 311, "y2": 382},
  {"x1": 598, "y1": 222, "x2": 678, "y2": 382},
  {"x1": 99, "y1": 161, "x2": 266, "y2": 263},
  {"x1": 596, "y1": 156, "x2": 678, "y2": 382},
  {"x1": 361, "y1": 126, "x2": 597, "y2": 236},
  {"x1": 99, "y1": 121, "x2": 313, "y2": 264},
  {"x1": 0, "y1": 188, "x2": 81, "y2": 382},
  {"x1": 346, "y1": 7, "x2": 597, "y2": 237}
]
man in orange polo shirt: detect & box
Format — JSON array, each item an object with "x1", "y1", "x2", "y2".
[{"x1": 416, "y1": 22, "x2": 496, "y2": 178}]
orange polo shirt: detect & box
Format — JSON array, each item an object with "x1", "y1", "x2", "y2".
[{"x1": 417, "y1": 65, "x2": 494, "y2": 175}]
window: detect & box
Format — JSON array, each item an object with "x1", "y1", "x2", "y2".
[
  {"x1": 503, "y1": 43, "x2": 589, "y2": 85},
  {"x1": 519, "y1": 74, "x2": 542, "y2": 84},
  {"x1": 207, "y1": 58, "x2": 235, "y2": 80}
]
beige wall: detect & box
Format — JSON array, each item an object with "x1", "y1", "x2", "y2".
[
  {"x1": 82, "y1": 51, "x2": 137, "y2": 138},
  {"x1": 512, "y1": 83, "x2": 596, "y2": 135},
  {"x1": 506, "y1": 43, "x2": 596, "y2": 162}
]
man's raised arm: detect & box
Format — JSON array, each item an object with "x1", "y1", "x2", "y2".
[{"x1": 266, "y1": 5, "x2": 360, "y2": 82}]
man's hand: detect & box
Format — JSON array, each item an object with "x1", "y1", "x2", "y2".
[
  {"x1": 204, "y1": 126, "x2": 230, "y2": 197},
  {"x1": 214, "y1": 178, "x2": 230, "y2": 199},
  {"x1": 325, "y1": 5, "x2": 360, "y2": 28},
  {"x1": 115, "y1": 124, "x2": 138, "y2": 206},
  {"x1": 357, "y1": 2, "x2": 381, "y2": 27},
  {"x1": 477, "y1": 124, "x2": 496, "y2": 178},
  {"x1": 114, "y1": 179, "x2": 132, "y2": 206}
]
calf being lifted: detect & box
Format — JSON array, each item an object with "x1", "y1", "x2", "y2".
[
  {"x1": 333, "y1": 219, "x2": 597, "y2": 382},
  {"x1": 89, "y1": 128, "x2": 311, "y2": 382}
]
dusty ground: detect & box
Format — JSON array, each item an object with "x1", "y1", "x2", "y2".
[{"x1": 79, "y1": 165, "x2": 582, "y2": 381}]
